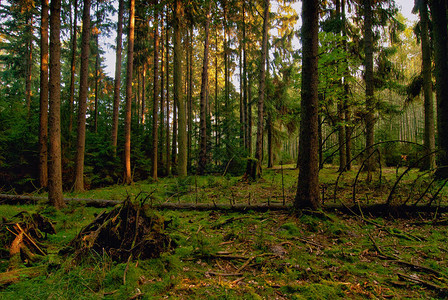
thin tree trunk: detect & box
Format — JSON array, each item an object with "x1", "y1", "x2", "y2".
[
  {"x1": 420, "y1": 0, "x2": 435, "y2": 170},
  {"x1": 198, "y1": 1, "x2": 212, "y2": 175},
  {"x1": 94, "y1": 29, "x2": 99, "y2": 133},
  {"x1": 123, "y1": 0, "x2": 135, "y2": 184},
  {"x1": 25, "y1": 15, "x2": 33, "y2": 115},
  {"x1": 364, "y1": 0, "x2": 375, "y2": 171},
  {"x1": 152, "y1": 2, "x2": 159, "y2": 180},
  {"x1": 73, "y1": 0, "x2": 91, "y2": 192},
  {"x1": 215, "y1": 31, "x2": 219, "y2": 153},
  {"x1": 267, "y1": 116, "x2": 273, "y2": 168},
  {"x1": 111, "y1": 0, "x2": 124, "y2": 153},
  {"x1": 295, "y1": 0, "x2": 320, "y2": 210},
  {"x1": 48, "y1": 0, "x2": 64, "y2": 209},
  {"x1": 254, "y1": 0, "x2": 269, "y2": 178},
  {"x1": 336, "y1": 0, "x2": 346, "y2": 172},
  {"x1": 142, "y1": 66, "x2": 146, "y2": 124},
  {"x1": 243, "y1": 2, "x2": 249, "y2": 152},
  {"x1": 39, "y1": 0, "x2": 49, "y2": 189},
  {"x1": 342, "y1": 0, "x2": 351, "y2": 170},
  {"x1": 175, "y1": 0, "x2": 187, "y2": 177},
  {"x1": 166, "y1": 20, "x2": 171, "y2": 175},
  {"x1": 68, "y1": 0, "x2": 78, "y2": 135},
  {"x1": 187, "y1": 25, "x2": 193, "y2": 171},
  {"x1": 160, "y1": 17, "x2": 165, "y2": 175}
]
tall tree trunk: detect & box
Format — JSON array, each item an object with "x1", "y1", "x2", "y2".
[
  {"x1": 111, "y1": 0, "x2": 124, "y2": 153},
  {"x1": 48, "y1": 0, "x2": 64, "y2": 209},
  {"x1": 152, "y1": 2, "x2": 159, "y2": 180},
  {"x1": 123, "y1": 0, "x2": 135, "y2": 184},
  {"x1": 364, "y1": 0, "x2": 375, "y2": 171},
  {"x1": 142, "y1": 66, "x2": 146, "y2": 124},
  {"x1": 187, "y1": 25, "x2": 193, "y2": 171},
  {"x1": 166, "y1": 20, "x2": 171, "y2": 175},
  {"x1": 336, "y1": 0, "x2": 346, "y2": 172},
  {"x1": 73, "y1": 0, "x2": 91, "y2": 192},
  {"x1": 342, "y1": 0, "x2": 351, "y2": 170},
  {"x1": 39, "y1": 0, "x2": 49, "y2": 189},
  {"x1": 215, "y1": 31, "x2": 219, "y2": 153},
  {"x1": 94, "y1": 29, "x2": 99, "y2": 133},
  {"x1": 243, "y1": 2, "x2": 249, "y2": 152},
  {"x1": 25, "y1": 15, "x2": 33, "y2": 115},
  {"x1": 431, "y1": 0, "x2": 448, "y2": 177},
  {"x1": 198, "y1": 1, "x2": 212, "y2": 175},
  {"x1": 254, "y1": 0, "x2": 269, "y2": 178},
  {"x1": 420, "y1": 0, "x2": 436, "y2": 170},
  {"x1": 295, "y1": 0, "x2": 320, "y2": 210},
  {"x1": 174, "y1": 0, "x2": 187, "y2": 177},
  {"x1": 160, "y1": 18, "x2": 165, "y2": 176},
  {"x1": 68, "y1": 0, "x2": 78, "y2": 135}
]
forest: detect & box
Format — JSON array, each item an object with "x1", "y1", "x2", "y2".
[{"x1": 2, "y1": 0, "x2": 448, "y2": 298}]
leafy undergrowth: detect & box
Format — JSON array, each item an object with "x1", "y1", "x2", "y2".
[{"x1": 1, "y1": 200, "x2": 448, "y2": 299}]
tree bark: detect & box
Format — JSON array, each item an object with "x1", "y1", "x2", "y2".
[
  {"x1": 73, "y1": 0, "x2": 91, "y2": 192},
  {"x1": 295, "y1": 0, "x2": 320, "y2": 210},
  {"x1": 336, "y1": 0, "x2": 346, "y2": 172},
  {"x1": 123, "y1": 0, "x2": 135, "y2": 184},
  {"x1": 174, "y1": 0, "x2": 187, "y2": 177},
  {"x1": 420, "y1": 0, "x2": 435, "y2": 170},
  {"x1": 431, "y1": 0, "x2": 448, "y2": 177},
  {"x1": 39, "y1": 0, "x2": 49, "y2": 189},
  {"x1": 166, "y1": 19, "x2": 171, "y2": 175},
  {"x1": 254, "y1": 0, "x2": 269, "y2": 178},
  {"x1": 187, "y1": 24, "x2": 193, "y2": 171},
  {"x1": 68, "y1": 0, "x2": 78, "y2": 135},
  {"x1": 198, "y1": 1, "x2": 212, "y2": 175},
  {"x1": 364, "y1": 0, "x2": 375, "y2": 171},
  {"x1": 94, "y1": 28, "x2": 100, "y2": 133},
  {"x1": 111, "y1": 0, "x2": 124, "y2": 153},
  {"x1": 152, "y1": 1, "x2": 159, "y2": 180},
  {"x1": 48, "y1": 0, "x2": 64, "y2": 209},
  {"x1": 25, "y1": 16, "x2": 33, "y2": 115}
]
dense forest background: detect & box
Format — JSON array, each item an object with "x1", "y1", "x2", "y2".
[{"x1": 0, "y1": 0, "x2": 446, "y2": 209}]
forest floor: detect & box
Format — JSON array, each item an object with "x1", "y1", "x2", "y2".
[{"x1": 1, "y1": 166, "x2": 448, "y2": 299}]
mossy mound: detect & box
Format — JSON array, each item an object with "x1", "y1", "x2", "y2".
[{"x1": 65, "y1": 199, "x2": 174, "y2": 262}]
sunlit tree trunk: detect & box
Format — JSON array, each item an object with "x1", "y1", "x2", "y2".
[
  {"x1": 295, "y1": 0, "x2": 320, "y2": 210},
  {"x1": 73, "y1": 0, "x2": 91, "y2": 192},
  {"x1": 123, "y1": 0, "x2": 135, "y2": 184},
  {"x1": 174, "y1": 0, "x2": 186, "y2": 176},
  {"x1": 48, "y1": 0, "x2": 64, "y2": 209},
  {"x1": 198, "y1": 1, "x2": 212, "y2": 175},
  {"x1": 39, "y1": 0, "x2": 49, "y2": 189},
  {"x1": 111, "y1": 0, "x2": 124, "y2": 153}
]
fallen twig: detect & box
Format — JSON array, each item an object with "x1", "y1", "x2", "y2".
[{"x1": 397, "y1": 272, "x2": 448, "y2": 293}]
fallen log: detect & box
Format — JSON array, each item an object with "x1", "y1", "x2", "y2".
[
  {"x1": 0, "y1": 266, "x2": 47, "y2": 286},
  {"x1": 0, "y1": 194, "x2": 120, "y2": 207}
]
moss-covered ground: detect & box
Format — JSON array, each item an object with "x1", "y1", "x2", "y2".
[{"x1": 1, "y1": 166, "x2": 448, "y2": 299}]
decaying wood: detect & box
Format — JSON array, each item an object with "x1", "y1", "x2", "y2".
[{"x1": 0, "y1": 266, "x2": 46, "y2": 286}]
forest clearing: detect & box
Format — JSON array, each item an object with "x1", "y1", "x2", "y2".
[{"x1": 1, "y1": 167, "x2": 448, "y2": 299}]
